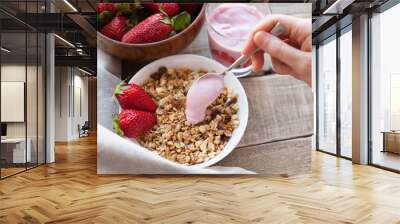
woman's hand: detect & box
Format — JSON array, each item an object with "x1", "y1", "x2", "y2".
[{"x1": 242, "y1": 14, "x2": 312, "y2": 86}]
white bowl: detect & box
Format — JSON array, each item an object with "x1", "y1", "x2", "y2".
[{"x1": 128, "y1": 54, "x2": 249, "y2": 169}]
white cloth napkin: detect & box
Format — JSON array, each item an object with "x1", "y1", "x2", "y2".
[{"x1": 97, "y1": 125, "x2": 255, "y2": 174}]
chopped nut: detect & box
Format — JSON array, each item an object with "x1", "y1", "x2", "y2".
[
  {"x1": 158, "y1": 66, "x2": 167, "y2": 74},
  {"x1": 156, "y1": 87, "x2": 168, "y2": 95},
  {"x1": 200, "y1": 140, "x2": 208, "y2": 152},
  {"x1": 150, "y1": 72, "x2": 162, "y2": 80},
  {"x1": 208, "y1": 142, "x2": 215, "y2": 152},
  {"x1": 138, "y1": 68, "x2": 239, "y2": 165},
  {"x1": 211, "y1": 110, "x2": 219, "y2": 120},
  {"x1": 220, "y1": 134, "x2": 230, "y2": 142},
  {"x1": 225, "y1": 97, "x2": 238, "y2": 106},
  {"x1": 199, "y1": 125, "x2": 207, "y2": 133}
]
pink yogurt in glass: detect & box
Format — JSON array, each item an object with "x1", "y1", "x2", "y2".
[{"x1": 207, "y1": 4, "x2": 264, "y2": 67}]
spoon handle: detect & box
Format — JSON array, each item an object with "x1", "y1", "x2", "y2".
[{"x1": 225, "y1": 22, "x2": 285, "y2": 73}]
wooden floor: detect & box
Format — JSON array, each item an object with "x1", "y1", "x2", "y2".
[
  {"x1": 1, "y1": 167, "x2": 26, "y2": 178},
  {"x1": 0, "y1": 135, "x2": 400, "y2": 224},
  {"x1": 1, "y1": 163, "x2": 45, "y2": 178}
]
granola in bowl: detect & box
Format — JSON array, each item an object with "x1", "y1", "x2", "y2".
[{"x1": 138, "y1": 67, "x2": 240, "y2": 165}]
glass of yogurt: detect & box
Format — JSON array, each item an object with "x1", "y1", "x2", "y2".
[{"x1": 206, "y1": 3, "x2": 271, "y2": 70}]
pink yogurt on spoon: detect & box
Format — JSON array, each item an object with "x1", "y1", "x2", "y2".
[
  {"x1": 207, "y1": 4, "x2": 264, "y2": 66},
  {"x1": 186, "y1": 74, "x2": 224, "y2": 124}
]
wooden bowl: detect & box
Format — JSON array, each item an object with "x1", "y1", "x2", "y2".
[{"x1": 97, "y1": 4, "x2": 205, "y2": 63}]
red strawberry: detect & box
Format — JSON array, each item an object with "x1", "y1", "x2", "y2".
[
  {"x1": 114, "y1": 82, "x2": 157, "y2": 112},
  {"x1": 143, "y1": 3, "x2": 180, "y2": 17},
  {"x1": 179, "y1": 3, "x2": 202, "y2": 17},
  {"x1": 101, "y1": 16, "x2": 127, "y2": 41},
  {"x1": 96, "y1": 3, "x2": 117, "y2": 14},
  {"x1": 121, "y1": 13, "x2": 172, "y2": 44},
  {"x1": 121, "y1": 12, "x2": 191, "y2": 44},
  {"x1": 113, "y1": 109, "x2": 156, "y2": 138}
]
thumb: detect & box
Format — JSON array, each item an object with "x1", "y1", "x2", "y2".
[{"x1": 254, "y1": 31, "x2": 308, "y2": 74}]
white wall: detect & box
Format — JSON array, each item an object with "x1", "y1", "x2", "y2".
[
  {"x1": 1, "y1": 65, "x2": 38, "y2": 138},
  {"x1": 54, "y1": 66, "x2": 69, "y2": 141},
  {"x1": 1, "y1": 63, "x2": 47, "y2": 164},
  {"x1": 1, "y1": 65, "x2": 27, "y2": 143},
  {"x1": 1, "y1": 82, "x2": 25, "y2": 122},
  {"x1": 71, "y1": 73, "x2": 89, "y2": 139},
  {"x1": 54, "y1": 67, "x2": 89, "y2": 141}
]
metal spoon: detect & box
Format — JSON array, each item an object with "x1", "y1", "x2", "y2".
[
  {"x1": 216, "y1": 22, "x2": 285, "y2": 79},
  {"x1": 185, "y1": 22, "x2": 285, "y2": 124},
  {"x1": 208, "y1": 22, "x2": 285, "y2": 79}
]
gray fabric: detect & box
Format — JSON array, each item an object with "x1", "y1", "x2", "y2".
[{"x1": 238, "y1": 75, "x2": 314, "y2": 147}]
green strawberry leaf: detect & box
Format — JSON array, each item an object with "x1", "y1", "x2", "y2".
[
  {"x1": 123, "y1": 74, "x2": 135, "y2": 83},
  {"x1": 125, "y1": 9, "x2": 149, "y2": 31},
  {"x1": 116, "y1": 3, "x2": 129, "y2": 16},
  {"x1": 97, "y1": 11, "x2": 114, "y2": 27},
  {"x1": 171, "y1": 11, "x2": 191, "y2": 32},
  {"x1": 126, "y1": 14, "x2": 138, "y2": 31},
  {"x1": 112, "y1": 114, "x2": 124, "y2": 136},
  {"x1": 116, "y1": 2, "x2": 141, "y2": 16},
  {"x1": 114, "y1": 81, "x2": 128, "y2": 95},
  {"x1": 160, "y1": 16, "x2": 171, "y2": 25}
]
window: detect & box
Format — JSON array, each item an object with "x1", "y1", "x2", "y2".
[
  {"x1": 340, "y1": 28, "x2": 352, "y2": 158},
  {"x1": 0, "y1": 1, "x2": 47, "y2": 179},
  {"x1": 370, "y1": 2, "x2": 400, "y2": 171},
  {"x1": 317, "y1": 37, "x2": 337, "y2": 154},
  {"x1": 390, "y1": 74, "x2": 400, "y2": 130}
]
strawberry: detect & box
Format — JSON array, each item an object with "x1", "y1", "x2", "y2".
[
  {"x1": 121, "y1": 12, "x2": 191, "y2": 44},
  {"x1": 121, "y1": 13, "x2": 172, "y2": 44},
  {"x1": 100, "y1": 16, "x2": 127, "y2": 41},
  {"x1": 113, "y1": 109, "x2": 156, "y2": 138},
  {"x1": 114, "y1": 82, "x2": 157, "y2": 112},
  {"x1": 96, "y1": 3, "x2": 117, "y2": 14},
  {"x1": 143, "y1": 3, "x2": 180, "y2": 17},
  {"x1": 179, "y1": 3, "x2": 202, "y2": 17}
]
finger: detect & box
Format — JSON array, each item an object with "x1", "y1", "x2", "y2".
[
  {"x1": 273, "y1": 56, "x2": 312, "y2": 86},
  {"x1": 295, "y1": 52, "x2": 312, "y2": 85},
  {"x1": 242, "y1": 36, "x2": 258, "y2": 56},
  {"x1": 251, "y1": 50, "x2": 265, "y2": 72},
  {"x1": 242, "y1": 15, "x2": 288, "y2": 56},
  {"x1": 284, "y1": 38, "x2": 300, "y2": 49},
  {"x1": 251, "y1": 14, "x2": 297, "y2": 37},
  {"x1": 301, "y1": 35, "x2": 312, "y2": 51},
  {"x1": 253, "y1": 15, "x2": 310, "y2": 46},
  {"x1": 270, "y1": 57, "x2": 294, "y2": 75},
  {"x1": 254, "y1": 31, "x2": 309, "y2": 75},
  {"x1": 243, "y1": 15, "x2": 310, "y2": 55}
]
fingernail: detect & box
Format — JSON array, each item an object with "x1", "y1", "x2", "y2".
[{"x1": 254, "y1": 31, "x2": 270, "y2": 48}]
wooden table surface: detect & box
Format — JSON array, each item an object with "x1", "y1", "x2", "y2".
[{"x1": 98, "y1": 3, "x2": 313, "y2": 174}]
